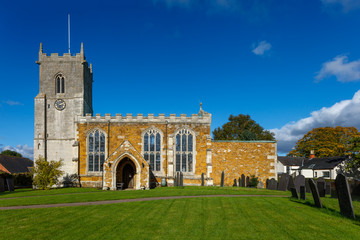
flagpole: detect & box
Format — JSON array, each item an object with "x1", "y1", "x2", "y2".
[{"x1": 68, "y1": 14, "x2": 71, "y2": 54}]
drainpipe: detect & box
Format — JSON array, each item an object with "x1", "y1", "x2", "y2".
[
  {"x1": 165, "y1": 120, "x2": 168, "y2": 181},
  {"x1": 102, "y1": 120, "x2": 111, "y2": 189}
]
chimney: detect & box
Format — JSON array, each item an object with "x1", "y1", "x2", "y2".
[{"x1": 309, "y1": 150, "x2": 315, "y2": 159}]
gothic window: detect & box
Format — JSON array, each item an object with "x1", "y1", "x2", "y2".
[
  {"x1": 175, "y1": 129, "x2": 194, "y2": 173},
  {"x1": 87, "y1": 130, "x2": 106, "y2": 172},
  {"x1": 56, "y1": 74, "x2": 65, "y2": 94},
  {"x1": 143, "y1": 129, "x2": 162, "y2": 171}
]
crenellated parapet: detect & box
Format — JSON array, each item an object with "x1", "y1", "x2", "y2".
[{"x1": 75, "y1": 112, "x2": 212, "y2": 125}]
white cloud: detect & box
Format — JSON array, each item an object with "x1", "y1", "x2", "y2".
[
  {"x1": 316, "y1": 55, "x2": 360, "y2": 82},
  {"x1": 0, "y1": 144, "x2": 33, "y2": 159},
  {"x1": 2, "y1": 100, "x2": 23, "y2": 106},
  {"x1": 271, "y1": 90, "x2": 360, "y2": 153},
  {"x1": 252, "y1": 41, "x2": 272, "y2": 56},
  {"x1": 321, "y1": 0, "x2": 360, "y2": 12}
]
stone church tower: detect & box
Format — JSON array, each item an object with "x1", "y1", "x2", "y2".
[{"x1": 34, "y1": 43, "x2": 93, "y2": 175}]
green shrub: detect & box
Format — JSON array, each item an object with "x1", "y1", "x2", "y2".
[
  {"x1": 249, "y1": 175, "x2": 259, "y2": 187},
  {"x1": 32, "y1": 156, "x2": 64, "y2": 190}
]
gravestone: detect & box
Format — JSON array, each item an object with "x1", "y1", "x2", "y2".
[
  {"x1": 305, "y1": 178, "x2": 311, "y2": 193},
  {"x1": 6, "y1": 177, "x2": 14, "y2": 192},
  {"x1": 238, "y1": 177, "x2": 241, "y2": 187},
  {"x1": 241, "y1": 174, "x2": 245, "y2": 187},
  {"x1": 0, "y1": 178, "x2": 5, "y2": 192},
  {"x1": 233, "y1": 179, "x2": 237, "y2": 187},
  {"x1": 246, "y1": 176, "x2": 250, "y2": 187},
  {"x1": 268, "y1": 178, "x2": 277, "y2": 190},
  {"x1": 287, "y1": 176, "x2": 295, "y2": 191},
  {"x1": 174, "y1": 172, "x2": 178, "y2": 186},
  {"x1": 278, "y1": 173, "x2": 290, "y2": 191},
  {"x1": 290, "y1": 187, "x2": 299, "y2": 199},
  {"x1": 266, "y1": 179, "x2": 270, "y2": 189},
  {"x1": 335, "y1": 174, "x2": 355, "y2": 219},
  {"x1": 220, "y1": 171, "x2": 225, "y2": 187},
  {"x1": 326, "y1": 182, "x2": 331, "y2": 195},
  {"x1": 201, "y1": 173, "x2": 205, "y2": 186},
  {"x1": 309, "y1": 179, "x2": 322, "y2": 208},
  {"x1": 300, "y1": 186, "x2": 306, "y2": 200},
  {"x1": 317, "y1": 177, "x2": 326, "y2": 197},
  {"x1": 180, "y1": 172, "x2": 184, "y2": 187},
  {"x1": 294, "y1": 175, "x2": 305, "y2": 193},
  {"x1": 257, "y1": 181, "x2": 264, "y2": 189}
]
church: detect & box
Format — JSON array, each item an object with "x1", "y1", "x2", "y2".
[{"x1": 34, "y1": 43, "x2": 277, "y2": 190}]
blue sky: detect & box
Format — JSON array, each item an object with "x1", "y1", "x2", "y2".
[{"x1": 1, "y1": 0, "x2": 360, "y2": 158}]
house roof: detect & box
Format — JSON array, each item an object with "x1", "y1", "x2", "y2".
[
  {"x1": 0, "y1": 155, "x2": 33, "y2": 174},
  {"x1": 278, "y1": 156, "x2": 308, "y2": 166},
  {"x1": 300, "y1": 156, "x2": 347, "y2": 170}
]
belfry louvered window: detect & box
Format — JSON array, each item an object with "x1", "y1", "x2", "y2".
[
  {"x1": 143, "y1": 129, "x2": 161, "y2": 171},
  {"x1": 56, "y1": 74, "x2": 65, "y2": 94},
  {"x1": 88, "y1": 130, "x2": 106, "y2": 172},
  {"x1": 175, "y1": 129, "x2": 194, "y2": 172}
]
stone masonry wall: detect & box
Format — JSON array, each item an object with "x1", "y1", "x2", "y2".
[{"x1": 212, "y1": 141, "x2": 277, "y2": 187}]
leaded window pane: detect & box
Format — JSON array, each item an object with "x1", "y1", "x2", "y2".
[
  {"x1": 150, "y1": 153, "x2": 154, "y2": 170},
  {"x1": 182, "y1": 134, "x2": 187, "y2": 151},
  {"x1": 89, "y1": 133, "x2": 94, "y2": 152},
  {"x1": 188, "y1": 134, "x2": 193, "y2": 151},
  {"x1": 100, "y1": 133, "x2": 105, "y2": 152},
  {"x1": 56, "y1": 77, "x2": 60, "y2": 93},
  {"x1": 100, "y1": 153, "x2": 105, "y2": 171},
  {"x1": 61, "y1": 77, "x2": 65, "y2": 93},
  {"x1": 144, "y1": 153, "x2": 148, "y2": 161},
  {"x1": 182, "y1": 153, "x2": 187, "y2": 172},
  {"x1": 156, "y1": 153, "x2": 160, "y2": 171},
  {"x1": 176, "y1": 134, "x2": 181, "y2": 151},
  {"x1": 150, "y1": 134, "x2": 155, "y2": 151},
  {"x1": 94, "y1": 153, "x2": 99, "y2": 171},
  {"x1": 144, "y1": 133, "x2": 149, "y2": 152},
  {"x1": 176, "y1": 154, "x2": 180, "y2": 172},
  {"x1": 188, "y1": 153, "x2": 193, "y2": 172},
  {"x1": 95, "y1": 131, "x2": 99, "y2": 152},
  {"x1": 89, "y1": 154, "x2": 93, "y2": 171},
  {"x1": 156, "y1": 133, "x2": 160, "y2": 151}
]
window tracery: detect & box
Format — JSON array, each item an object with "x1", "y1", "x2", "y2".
[
  {"x1": 87, "y1": 129, "x2": 106, "y2": 172},
  {"x1": 175, "y1": 129, "x2": 194, "y2": 172}
]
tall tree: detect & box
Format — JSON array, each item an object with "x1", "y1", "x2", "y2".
[
  {"x1": 213, "y1": 114, "x2": 275, "y2": 141},
  {"x1": 0, "y1": 150, "x2": 22, "y2": 157},
  {"x1": 288, "y1": 126, "x2": 360, "y2": 157}
]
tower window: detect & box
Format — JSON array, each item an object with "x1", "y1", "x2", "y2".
[{"x1": 56, "y1": 74, "x2": 65, "y2": 94}]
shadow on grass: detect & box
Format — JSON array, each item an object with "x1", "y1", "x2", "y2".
[{"x1": 289, "y1": 197, "x2": 360, "y2": 224}]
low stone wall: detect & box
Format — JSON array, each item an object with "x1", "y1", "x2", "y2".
[{"x1": 211, "y1": 141, "x2": 277, "y2": 186}]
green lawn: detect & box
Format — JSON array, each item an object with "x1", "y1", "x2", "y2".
[
  {"x1": 0, "y1": 187, "x2": 287, "y2": 207},
  {"x1": 1, "y1": 187, "x2": 360, "y2": 240}
]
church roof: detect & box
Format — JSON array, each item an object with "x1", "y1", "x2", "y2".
[
  {"x1": 0, "y1": 155, "x2": 33, "y2": 174},
  {"x1": 278, "y1": 156, "x2": 308, "y2": 166}
]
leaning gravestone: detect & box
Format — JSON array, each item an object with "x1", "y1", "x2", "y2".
[
  {"x1": 290, "y1": 187, "x2": 299, "y2": 199},
  {"x1": 287, "y1": 176, "x2": 295, "y2": 191},
  {"x1": 305, "y1": 178, "x2": 311, "y2": 193},
  {"x1": 238, "y1": 177, "x2": 241, "y2": 187},
  {"x1": 201, "y1": 173, "x2": 205, "y2": 186},
  {"x1": 335, "y1": 174, "x2": 355, "y2": 219},
  {"x1": 233, "y1": 179, "x2": 237, "y2": 187},
  {"x1": 268, "y1": 178, "x2": 277, "y2": 190},
  {"x1": 241, "y1": 174, "x2": 245, "y2": 187},
  {"x1": 6, "y1": 177, "x2": 14, "y2": 192},
  {"x1": 266, "y1": 179, "x2": 270, "y2": 189},
  {"x1": 325, "y1": 182, "x2": 331, "y2": 195},
  {"x1": 278, "y1": 173, "x2": 290, "y2": 191},
  {"x1": 317, "y1": 177, "x2": 326, "y2": 197},
  {"x1": 309, "y1": 179, "x2": 322, "y2": 208},
  {"x1": 300, "y1": 186, "x2": 306, "y2": 200},
  {"x1": 246, "y1": 176, "x2": 250, "y2": 187},
  {"x1": 0, "y1": 178, "x2": 5, "y2": 192},
  {"x1": 220, "y1": 171, "x2": 225, "y2": 187},
  {"x1": 294, "y1": 175, "x2": 305, "y2": 193}
]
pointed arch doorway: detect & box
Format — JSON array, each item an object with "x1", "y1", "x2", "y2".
[{"x1": 116, "y1": 157, "x2": 136, "y2": 189}]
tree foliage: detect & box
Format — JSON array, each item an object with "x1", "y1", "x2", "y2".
[
  {"x1": 0, "y1": 150, "x2": 22, "y2": 157},
  {"x1": 213, "y1": 114, "x2": 275, "y2": 141},
  {"x1": 288, "y1": 126, "x2": 360, "y2": 158},
  {"x1": 32, "y1": 156, "x2": 64, "y2": 190}
]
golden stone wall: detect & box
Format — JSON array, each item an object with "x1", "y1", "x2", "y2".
[{"x1": 211, "y1": 141, "x2": 277, "y2": 187}]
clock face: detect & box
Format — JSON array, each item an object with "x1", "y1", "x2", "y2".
[{"x1": 54, "y1": 99, "x2": 66, "y2": 111}]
